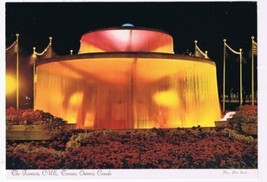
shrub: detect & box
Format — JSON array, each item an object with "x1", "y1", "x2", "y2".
[
  {"x1": 6, "y1": 128, "x2": 257, "y2": 169},
  {"x1": 227, "y1": 105, "x2": 257, "y2": 134}
]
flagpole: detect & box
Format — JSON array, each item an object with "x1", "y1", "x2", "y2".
[
  {"x1": 194, "y1": 40, "x2": 198, "y2": 54},
  {"x1": 33, "y1": 47, "x2": 36, "y2": 109},
  {"x1": 251, "y1": 36, "x2": 255, "y2": 105},
  {"x1": 16, "y1": 33, "x2": 19, "y2": 110},
  {"x1": 223, "y1": 39, "x2": 226, "y2": 112},
  {"x1": 239, "y1": 48, "x2": 243, "y2": 106},
  {"x1": 49, "y1": 36, "x2": 52, "y2": 45}
]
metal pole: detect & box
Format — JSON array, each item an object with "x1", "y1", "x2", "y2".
[
  {"x1": 49, "y1": 36, "x2": 52, "y2": 45},
  {"x1": 251, "y1": 36, "x2": 255, "y2": 105},
  {"x1": 33, "y1": 47, "x2": 36, "y2": 109},
  {"x1": 239, "y1": 49, "x2": 243, "y2": 106},
  {"x1": 194, "y1": 40, "x2": 198, "y2": 55},
  {"x1": 223, "y1": 39, "x2": 226, "y2": 112},
  {"x1": 16, "y1": 33, "x2": 19, "y2": 110}
]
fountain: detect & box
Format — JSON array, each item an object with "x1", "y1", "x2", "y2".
[{"x1": 35, "y1": 27, "x2": 221, "y2": 129}]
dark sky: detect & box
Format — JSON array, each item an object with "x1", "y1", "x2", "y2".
[
  {"x1": 6, "y1": 2, "x2": 257, "y2": 54},
  {"x1": 5, "y1": 2, "x2": 257, "y2": 107}
]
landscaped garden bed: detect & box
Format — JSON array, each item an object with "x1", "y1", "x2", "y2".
[
  {"x1": 6, "y1": 127, "x2": 257, "y2": 169},
  {"x1": 6, "y1": 105, "x2": 257, "y2": 169},
  {"x1": 6, "y1": 107, "x2": 76, "y2": 140}
]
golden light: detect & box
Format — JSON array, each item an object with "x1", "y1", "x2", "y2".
[
  {"x1": 153, "y1": 90, "x2": 179, "y2": 107},
  {"x1": 6, "y1": 74, "x2": 17, "y2": 95},
  {"x1": 35, "y1": 27, "x2": 221, "y2": 129},
  {"x1": 29, "y1": 52, "x2": 37, "y2": 65},
  {"x1": 69, "y1": 92, "x2": 83, "y2": 107}
]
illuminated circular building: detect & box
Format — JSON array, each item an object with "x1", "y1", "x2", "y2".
[{"x1": 35, "y1": 27, "x2": 221, "y2": 129}]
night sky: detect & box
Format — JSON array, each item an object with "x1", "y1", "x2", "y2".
[{"x1": 5, "y1": 2, "x2": 257, "y2": 108}]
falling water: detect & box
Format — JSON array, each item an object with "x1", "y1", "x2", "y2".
[
  {"x1": 35, "y1": 56, "x2": 221, "y2": 129},
  {"x1": 35, "y1": 28, "x2": 221, "y2": 129}
]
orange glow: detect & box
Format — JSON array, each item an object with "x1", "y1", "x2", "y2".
[
  {"x1": 153, "y1": 90, "x2": 179, "y2": 107},
  {"x1": 69, "y1": 92, "x2": 83, "y2": 106},
  {"x1": 6, "y1": 74, "x2": 16, "y2": 95},
  {"x1": 35, "y1": 27, "x2": 221, "y2": 129},
  {"x1": 35, "y1": 56, "x2": 221, "y2": 129}
]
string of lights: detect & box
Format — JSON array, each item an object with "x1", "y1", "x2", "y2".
[
  {"x1": 34, "y1": 37, "x2": 53, "y2": 56},
  {"x1": 6, "y1": 39, "x2": 17, "y2": 51}
]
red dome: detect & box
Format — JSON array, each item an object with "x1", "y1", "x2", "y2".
[{"x1": 79, "y1": 28, "x2": 174, "y2": 54}]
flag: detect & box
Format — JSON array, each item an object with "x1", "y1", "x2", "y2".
[
  {"x1": 6, "y1": 40, "x2": 19, "y2": 72},
  {"x1": 6, "y1": 40, "x2": 18, "y2": 58},
  {"x1": 194, "y1": 47, "x2": 205, "y2": 58},
  {"x1": 35, "y1": 37, "x2": 57, "y2": 60},
  {"x1": 6, "y1": 39, "x2": 18, "y2": 52},
  {"x1": 235, "y1": 56, "x2": 247, "y2": 64},
  {"x1": 28, "y1": 52, "x2": 38, "y2": 65},
  {"x1": 252, "y1": 40, "x2": 257, "y2": 56},
  {"x1": 251, "y1": 37, "x2": 257, "y2": 105},
  {"x1": 194, "y1": 40, "x2": 208, "y2": 59},
  {"x1": 6, "y1": 34, "x2": 20, "y2": 109},
  {"x1": 39, "y1": 43, "x2": 57, "y2": 59},
  {"x1": 224, "y1": 42, "x2": 246, "y2": 63},
  {"x1": 223, "y1": 39, "x2": 243, "y2": 108}
]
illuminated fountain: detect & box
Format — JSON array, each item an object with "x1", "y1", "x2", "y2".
[{"x1": 35, "y1": 27, "x2": 221, "y2": 129}]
